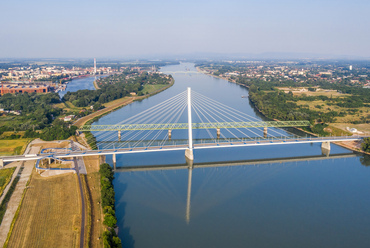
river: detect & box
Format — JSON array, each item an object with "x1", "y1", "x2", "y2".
[
  {"x1": 58, "y1": 75, "x2": 105, "y2": 98},
  {"x1": 93, "y1": 63, "x2": 370, "y2": 248}
]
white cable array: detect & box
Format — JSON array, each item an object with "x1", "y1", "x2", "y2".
[
  {"x1": 191, "y1": 95, "x2": 250, "y2": 140},
  {"x1": 99, "y1": 92, "x2": 188, "y2": 149},
  {"x1": 192, "y1": 91, "x2": 296, "y2": 138},
  {"x1": 86, "y1": 88, "x2": 301, "y2": 150},
  {"x1": 91, "y1": 90, "x2": 187, "y2": 144}
]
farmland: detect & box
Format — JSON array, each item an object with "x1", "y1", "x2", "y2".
[
  {"x1": 0, "y1": 139, "x2": 30, "y2": 156},
  {"x1": 6, "y1": 172, "x2": 81, "y2": 248}
]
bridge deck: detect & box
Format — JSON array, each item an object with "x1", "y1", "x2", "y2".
[{"x1": 1, "y1": 136, "x2": 365, "y2": 163}]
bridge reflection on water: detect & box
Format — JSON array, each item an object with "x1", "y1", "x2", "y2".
[{"x1": 115, "y1": 152, "x2": 357, "y2": 224}]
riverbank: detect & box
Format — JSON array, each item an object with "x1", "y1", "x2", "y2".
[
  {"x1": 73, "y1": 78, "x2": 174, "y2": 127},
  {"x1": 196, "y1": 67, "x2": 368, "y2": 155},
  {"x1": 93, "y1": 79, "x2": 100, "y2": 90}
]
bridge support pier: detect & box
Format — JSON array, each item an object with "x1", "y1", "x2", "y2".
[
  {"x1": 185, "y1": 149, "x2": 194, "y2": 161},
  {"x1": 118, "y1": 131, "x2": 121, "y2": 141},
  {"x1": 0, "y1": 159, "x2": 3, "y2": 168},
  {"x1": 168, "y1": 129, "x2": 172, "y2": 140},
  {"x1": 321, "y1": 141, "x2": 331, "y2": 150},
  {"x1": 263, "y1": 127, "x2": 268, "y2": 137},
  {"x1": 112, "y1": 154, "x2": 117, "y2": 170},
  {"x1": 321, "y1": 142, "x2": 331, "y2": 157},
  {"x1": 217, "y1": 128, "x2": 220, "y2": 139}
]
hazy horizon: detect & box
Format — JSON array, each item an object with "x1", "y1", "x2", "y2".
[{"x1": 1, "y1": 0, "x2": 369, "y2": 59}]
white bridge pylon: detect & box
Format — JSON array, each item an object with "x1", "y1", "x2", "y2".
[{"x1": 186, "y1": 87, "x2": 194, "y2": 160}]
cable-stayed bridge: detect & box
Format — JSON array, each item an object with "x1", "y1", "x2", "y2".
[{"x1": 0, "y1": 88, "x2": 366, "y2": 165}]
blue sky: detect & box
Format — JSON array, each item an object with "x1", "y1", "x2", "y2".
[{"x1": 1, "y1": 0, "x2": 369, "y2": 58}]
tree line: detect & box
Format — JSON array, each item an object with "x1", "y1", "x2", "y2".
[{"x1": 99, "y1": 163, "x2": 122, "y2": 248}]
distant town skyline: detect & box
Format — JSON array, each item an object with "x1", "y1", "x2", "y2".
[{"x1": 1, "y1": 0, "x2": 369, "y2": 59}]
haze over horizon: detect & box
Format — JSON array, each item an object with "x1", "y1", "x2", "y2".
[{"x1": 1, "y1": 0, "x2": 369, "y2": 59}]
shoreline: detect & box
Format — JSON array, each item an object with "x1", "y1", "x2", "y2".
[
  {"x1": 195, "y1": 67, "x2": 369, "y2": 156},
  {"x1": 73, "y1": 77, "x2": 175, "y2": 127}
]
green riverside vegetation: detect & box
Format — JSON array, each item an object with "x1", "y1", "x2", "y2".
[
  {"x1": 362, "y1": 138, "x2": 370, "y2": 153},
  {"x1": 99, "y1": 163, "x2": 121, "y2": 248}
]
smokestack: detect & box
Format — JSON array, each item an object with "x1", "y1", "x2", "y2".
[{"x1": 94, "y1": 58, "x2": 97, "y2": 75}]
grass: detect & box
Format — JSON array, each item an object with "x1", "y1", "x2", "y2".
[
  {"x1": 277, "y1": 87, "x2": 350, "y2": 97},
  {"x1": 295, "y1": 100, "x2": 369, "y2": 124},
  {"x1": 0, "y1": 167, "x2": 16, "y2": 197},
  {"x1": 141, "y1": 84, "x2": 168, "y2": 94},
  {"x1": 0, "y1": 139, "x2": 30, "y2": 156},
  {"x1": 6, "y1": 171, "x2": 81, "y2": 248},
  {"x1": 102, "y1": 97, "x2": 131, "y2": 108},
  {"x1": 36, "y1": 141, "x2": 70, "y2": 151},
  {"x1": 331, "y1": 123, "x2": 370, "y2": 135},
  {"x1": 0, "y1": 174, "x2": 21, "y2": 225},
  {"x1": 325, "y1": 125, "x2": 352, "y2": 136}
]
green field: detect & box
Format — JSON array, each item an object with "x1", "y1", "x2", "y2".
[
  {"x1": 0, "y1": 139, "x2": 30, "y2": 156},
  {"x1": 141, "y1": 84, "x2": 167, "y2": 94},
  {"x1": 0, "y1": 167, "x2": 16, "y2": 196}
]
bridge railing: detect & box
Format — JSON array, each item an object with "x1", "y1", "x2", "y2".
[{"x1": 88, "y1": 135, "x2": 365, "y2": 150}]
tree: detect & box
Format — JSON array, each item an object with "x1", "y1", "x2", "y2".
[
  {"x1": 362, "y1": 138, "x2": 370, "y2": 153},
  {"x1": 103, "y1": 213, "x2": 117, "y2": 227}
]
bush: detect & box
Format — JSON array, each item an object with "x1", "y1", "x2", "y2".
[{"x1": 362, "y1": 138, "x2": 370, "y2": 153}]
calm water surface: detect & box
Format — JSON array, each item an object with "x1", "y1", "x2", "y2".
[
  {"x1": 58, "y1": 76, "x2": 105, "y2": 98},
  {"x1": 94, "y1": 63, "x2": 370, "y2": 248}
]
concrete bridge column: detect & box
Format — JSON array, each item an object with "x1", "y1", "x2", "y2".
[
  {"x1": 216, "y1": 128, "x2": 221, "y2": 139},
  {"x1": 112, "y1": 153, "x2": 117, "y2": 171},
  {"x1": 263, "y1": 127, "x2": 268, "y2": 137},
  {"x1": 168, "y1": 129, "x2": 172, "y2": 140},
  {"x1": 321, "y1": 141, "x2": 331, "y2": 151},
  {"x1": 0, "y1": 159, "x2": 3, "y2": 168},
  {"x1": 118, "y1": 131, "x2": 121, "y2": 141}
]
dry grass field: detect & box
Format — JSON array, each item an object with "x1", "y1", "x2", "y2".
[
  {"x1": 6, "y1": 171, "x2": 81, "y2": 248},
  {"x1": 102, "y1": 96, "x2": 131, "y2": 108},
  {"x1": 295, "y1": 99, "x2": 369, "y2": 123},
  {"x1": 278, "y1": 87, "x2": 350, "y2": 97},
  {"x1": 35, "y1": 141, "x2": 70, "y2": 150},
  {"x1": 0, "y1": 139, "x2": 30, "y2": 156}
]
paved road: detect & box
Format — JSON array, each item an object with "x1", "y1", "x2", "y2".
[{"x1": 74, "y1": 157, "x2": 85, "y2": 248}]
